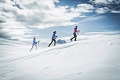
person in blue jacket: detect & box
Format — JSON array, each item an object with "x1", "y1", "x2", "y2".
[
  {"x1": 30, "y1": 37, "x2": 39, "y2": 52},
  {"x1": 48, "y1": 31, "x2": 57, "y2": 47}
]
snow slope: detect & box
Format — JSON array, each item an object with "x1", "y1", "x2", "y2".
[{"x1": 0, "y1": 34, "x2": 120, "y2": 80}]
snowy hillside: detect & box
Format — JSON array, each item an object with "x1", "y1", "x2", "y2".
[{"x1": 0, "y1": 34, "x2": 120, "y2": 80}]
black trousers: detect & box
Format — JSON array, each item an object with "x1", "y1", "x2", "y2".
[
  {"x1": 48, "y1": 39, "x2": 56, "y2": 47},
  {"x1": 71, "y1": 33, "x2": 77, "y2": 41}
]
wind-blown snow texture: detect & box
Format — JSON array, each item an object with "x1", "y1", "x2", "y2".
[{"x1": 0, "y1": 34, "x2": 120, "y2": 80}]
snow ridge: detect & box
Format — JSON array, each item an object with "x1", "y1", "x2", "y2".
[{"x1": 0, "y1": 35, "x2": 120, "y2": 80}]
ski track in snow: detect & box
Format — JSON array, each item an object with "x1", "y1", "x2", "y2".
[{"x1": 0, "y1": 34, "x2": 120, "y2": 80}]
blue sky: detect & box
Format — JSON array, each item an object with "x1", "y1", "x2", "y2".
[{"x1": 0, "y1": 0, "x2": 120, "y2": 40}]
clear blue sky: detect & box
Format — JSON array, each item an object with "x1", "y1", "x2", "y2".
[{"x1": 0, "y1": 0, "x2": 120, "y2": 40}]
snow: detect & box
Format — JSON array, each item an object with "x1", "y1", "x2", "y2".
[{"x1": 0, "y1": 34, "x2": 120, "y2": 80}]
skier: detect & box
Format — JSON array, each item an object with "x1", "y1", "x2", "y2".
[
  {"x1": 30, "y1": 37, "x2": 39, "y2": 52},
  {"x1": 48, "y1": 31, "x2": 57, "y2": 47},
  {"x1": 70, "y1": 26, "x2": 79, "y2": 41}
]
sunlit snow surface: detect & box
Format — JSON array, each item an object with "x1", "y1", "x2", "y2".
[{"x1": 0, "y1": 34, "x2": 120, "y2": 80}]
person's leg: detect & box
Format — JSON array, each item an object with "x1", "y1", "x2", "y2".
[
  {"x1": 53, "y1": 39, "x2": 56, "y2": 46},
  {"x1": 48, "y1": 39, "x2": 53, "y2": 47},
  {"x1": 35, "y1": 44, "x2": 37, "y2": 50},
  {"x1": 30, "y1": 45, "x2": 34, "y2": 52},
  {"x1": 74, "y1": 34, "x2": 77, "y2": 41},
  {"x1": 70, "y1": 33, "x2": 75, "y2": 41}
]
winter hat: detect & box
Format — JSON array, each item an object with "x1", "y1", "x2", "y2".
[
  {"x1": 53, "y1": 31, "x2": 56, "y2": 33},
  {"x1": 34, "y1": 37, "x2": 36, "y2": 39}
]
